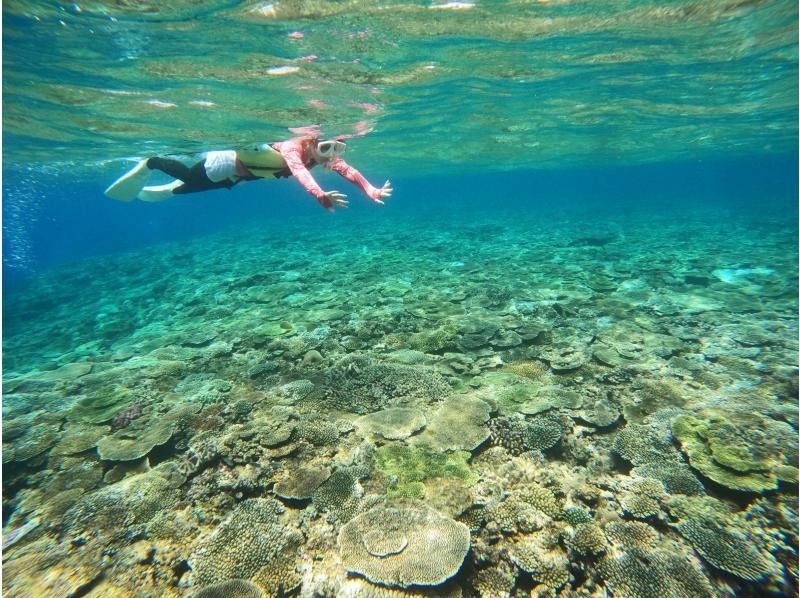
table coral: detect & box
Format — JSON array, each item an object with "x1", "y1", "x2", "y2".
[
  {"x1": 671, "y1": 412, "x2": 797, "y2": 494},
  {"x1": 356, "y1": 408, "x2": 427, "y2": 440},
  {"x1": 676, "y1": 519, "x2": 779, "y2": 582},
  {"x1": 613, "y1": 423, "x2": 680, "y2": 466},
  {"x1": 338, "y1": 502, "x2": 470, "y2": 588},
  {"x1": 188, "y1": 498, "x2": 303, "y2": 592},
  {"x1": 598, "y1": 547, "x2": 713, "y2": 597},
  {"x1": 410, "y1": 396, "x2": 491, "y2": 451},
  {"x1": 322, "y1": 357, "x2": 450, "y2": 413}
]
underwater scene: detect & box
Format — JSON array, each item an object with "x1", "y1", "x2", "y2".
[{"x1": 2, "y1": 1, "x2": 799, "y2": 597}]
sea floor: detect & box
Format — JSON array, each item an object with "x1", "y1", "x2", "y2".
[{"x1": 2, "y1": 205, "x2": 798, "y2": 597}]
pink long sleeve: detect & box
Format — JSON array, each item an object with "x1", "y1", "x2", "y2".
[
  {"x1": 274, "y1": 139, "x2": 326, "y2": 201},
  {"x1": 328, "y1": 158, "x2": 380, "y2": 200}
]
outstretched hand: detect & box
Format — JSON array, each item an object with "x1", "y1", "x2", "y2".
[
  {"x1": 320, "y1": 190, "x2": 349, "y2": 212},
  {"x1": 372, "y1": 180, "x2": 393, "y2": 205}
]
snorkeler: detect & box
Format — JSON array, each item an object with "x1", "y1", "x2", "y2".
[{"x1": 104, "y1": 136, "x2": 392, "y2": 211}]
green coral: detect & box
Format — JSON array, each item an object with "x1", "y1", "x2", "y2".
[
  {"x1": 388, "y1": 480, "x2": 426, "y2": 500},
  {"x1": 376, "y1": 445, "x2": 476, "y2": 499},
  {"x1": 671, "y1": 412, "x2": 796, "y2": 493}
]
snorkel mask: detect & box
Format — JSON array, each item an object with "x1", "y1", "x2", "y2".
[{"x1": 316, "y1": 139, "x2": 347, "y2": 158}]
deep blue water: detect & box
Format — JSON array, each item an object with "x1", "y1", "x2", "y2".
[{"x1": 4, "y1": 152, "x2": 797, "y2": 295}]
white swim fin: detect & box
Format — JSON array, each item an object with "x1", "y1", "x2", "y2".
[
  {"x1": 105, "y1": 160, "x2": 151, "y2": 201},
  {"x1": 138, "y1": 180, "x2": 182, "y2": 202}
]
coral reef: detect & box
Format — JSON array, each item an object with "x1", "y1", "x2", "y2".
[
  {"x1": 488, "y1": 415, "x2": 562, "y2": 455},
  {"x1": 598, "y1": 548, "x2": 714, "y2": 597},
  {"x1": 510, "y1": 537, "x2": 570, "y2": 589},
  {"x1": 613, "y1": 423, "x2": 680, "y2": 466},
  {"x1": 375, "y1": 444, "x2": 476, "y2": 500},
  {"x1": 322, "y1": 357, "x2": 450, "y2": 413},
  {"x1": 338, "y1": 502, "x2": 470, "y2": 588},
  {"x1": 676, "y1": 519, "x2": 778, "y2": 582},
  {"x1": 191, "y1": 579, "x2": 264, "y2": 597},
  {"x1": 2, "y1": 211, "x2": 796, "y2": 596},
  {"x1": 604, "y1": 521, "x2": 660, "y2": 550},
  {"x1": 96, "y1": 418, "x2": 176, "y2": 461},
  {"x1": 356, "y1": 408, "x2": 427, "y2": 440},
  {"x1": 502, "y1": 360, "x2": 548, "y2": 379},
  {"x1": 409, "y1": 396, "x2": 490, "y2": 451},
  {"x1": 63, "y1": 469, "x2": 179, "y2": 544},
  {"x1": 632, "y1": 461, "x2": 705, "y2": 496},
  {"x1": 273, "y1": 464, "x2": 331, "y2": 500},
  {"x1": 566, "y1": 522, "x2": 606, "y2": 555},
  {"x1": 50, "y1": 423, "x2": 110, "y2": 456},
  {"x1": 671, "y1": 411, "x2": 797, "y2": 493},
  {"x1": 312, "y1": 468, "x2": 361, "y2": 522},
  {"x1": 188, "y1": 498, "x2": 302, "y2": 593}
]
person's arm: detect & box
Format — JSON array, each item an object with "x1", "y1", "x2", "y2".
[
  {"x1": 328, "y1": 158, "x2": 392, "y2": 204},
  {"x1": 276, "y1": 139, "x2": 346, "y2": 210}
]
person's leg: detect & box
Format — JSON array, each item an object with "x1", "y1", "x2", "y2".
[
  {"x1": 146, "y1": 157, "x2": 193, "y2": 182},
  {"x1": 170, "y1": 160, "x2": 235, "y2": 194},
  {"x1": 141, "y1": 158, "x2": 234, "y2": 197}
]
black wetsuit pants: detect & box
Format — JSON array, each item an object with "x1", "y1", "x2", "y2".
[{"x1": 146, "y1": 157, "x2": 236, "y2": 194}]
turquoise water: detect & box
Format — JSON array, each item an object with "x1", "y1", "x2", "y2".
[{"x1": 3, "y1": 1, "x2": 799, "y2": 597}]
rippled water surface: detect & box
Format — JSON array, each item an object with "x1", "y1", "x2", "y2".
[{"x1": 4, "y1": 0, "x2": 798, "y2": 173}]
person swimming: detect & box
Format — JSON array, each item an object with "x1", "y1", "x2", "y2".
[{"x1": 104, "y1": 136, "x2": 392, "y2": 211}]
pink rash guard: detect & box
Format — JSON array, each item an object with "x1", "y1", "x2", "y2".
[{"x1": 271, "y1": 137, "x2": 381, "y2": 208}]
